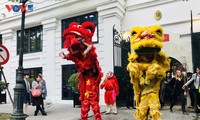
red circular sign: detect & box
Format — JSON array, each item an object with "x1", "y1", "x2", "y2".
[{"x1": 0, "y1": 44, "x2": 10, "y2": 65}]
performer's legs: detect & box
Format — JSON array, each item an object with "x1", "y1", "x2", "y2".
[
  {"x1": 81, "y1": 100, "x2": 90, "y2": 120},
  {"x1": 135, "y1": 95, "x2": 149, "y2": 120},
  {"x1": 149, "y1": 93, "x2": 161, "y2": 120},
  {"x1": 91, "y1": 101, "x2": 102, "y2": 120},
  {"x1": 106, "y1": 104, "x2": 111, "y2": 114},
  {"x1": 111, "y1": 101, "x2": 117, "y2": 114}
]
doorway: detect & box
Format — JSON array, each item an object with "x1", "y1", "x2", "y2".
[{"x1": 62, "y1": 64, "x2": 77, "y2": 100}]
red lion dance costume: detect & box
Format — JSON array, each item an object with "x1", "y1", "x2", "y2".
[{"x1": 61, "y1": 22, "x2": 103, "y2": 120}]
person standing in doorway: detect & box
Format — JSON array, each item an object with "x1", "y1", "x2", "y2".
[
  {"x1": 38, "y1": 72, "x2": 47, "y2": 110},
  {"x1": 169, "y1": 69, "x2": 188, "y2": 115},
  {"x1": 100, "y1": 71, "x2": 119, "y2": 115},
  {"x1": 22, "y1": 73, "x2": 31, "y2": 116},
  {"x1": 160, "y1": 71, "x2": 172, "y2": 108},
  {"x1": 186, "y1": 72, "x2": 195, "y2": 108},
  {"x1": 183, "y1": 67, "x2": 200, "y2": 113}
]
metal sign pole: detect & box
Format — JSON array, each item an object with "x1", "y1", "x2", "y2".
[{"x1": 0, "y1": 66, "x2": 13, "y2": 105}]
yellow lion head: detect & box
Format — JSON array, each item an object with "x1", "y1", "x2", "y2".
[{"x1": 130, "y1": 25, "x2": 164, "y2": 54}]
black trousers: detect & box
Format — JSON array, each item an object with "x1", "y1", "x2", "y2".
[
  {"x1": 160, "y1": 89, "x2": 165, "y2": 106},
  {"x1": 170, "y1": 92, "x2": 186, "y2": 112},
  {"x1": 193, "y1": 89, "x2": 200, "y2": 112},
  {"x1": 36, "y1": 105, "x2": 43, "y2": 113},
  {"x1": 189, "y1": 89, "x2": 195, "y2": 107},
  {"x1": 126, "y1": 89, "x2": 134, "y2": 108},
  {"x1": 42, "y1": 100, "x2": 45, "y2": 110}
]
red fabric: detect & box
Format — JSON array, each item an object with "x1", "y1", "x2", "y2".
[
  {"x1": 100, "y1": 75, "x2": 119, "y2": 104},
  {"x1": 62, "y1": 21, "x2": 103, "y2": 120}
]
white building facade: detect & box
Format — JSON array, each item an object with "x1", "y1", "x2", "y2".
[{"x1": 0, "y1": 0, "x2": 199, "y2": 104}]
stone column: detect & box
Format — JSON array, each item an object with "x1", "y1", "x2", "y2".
[
  {"x1": 97, "y1": 0, "x2": 125, "y2": 105},
  {"x1": 42, "y1": 18, "x2": 58, "y2": 102}
]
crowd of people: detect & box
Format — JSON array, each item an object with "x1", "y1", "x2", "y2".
[
  {"x1": 22, "y1": 72, "x2": 47, "y2": 117},
  {"x1": 21, "y1": 67, "x2": 200, "y2": 117},
  {"x1": 159, "y1": 67, "x2": 200, "y2": 115}
]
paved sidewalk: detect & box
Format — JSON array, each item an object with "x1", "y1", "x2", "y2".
[{"x1": 0, "y1": 102, "x2": 198, "y2": 120}]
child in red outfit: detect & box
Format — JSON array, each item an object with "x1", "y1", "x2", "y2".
[{"x1": 100, "y1": 71, "x2": 119, "y2": 114}]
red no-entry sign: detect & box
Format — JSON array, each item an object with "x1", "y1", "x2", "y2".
[{"x1": 0, "y1": 44, "x2": 9, "y2": 65}]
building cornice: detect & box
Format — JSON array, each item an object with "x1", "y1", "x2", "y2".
[
  {"x1": 162, "y1": 17, "x2": 200, "y2": 27},
  {"x1": 97, "y1": 0, "x2": 125, "y2": 21},
  {"x1": 42, "y1": 18, "x2": 58, "y2": 31},
  {"x1": 1, "y1": 29, "x2": 14, "y2": 40},
  {"x1": 0, "y1": 0, "x2": 84, "y2": 23},
  {"x1": 126, "y1": 0, "x2": 179, "y2": 12},
  {"x1": 0, "y1": 0, "x2": 118, "y2": 31}
]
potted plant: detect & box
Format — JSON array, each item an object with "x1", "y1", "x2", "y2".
[
  {"x1": 0, "y1": 81, "x2": 7, "y2": 92},
  {"x1": 0, "y1": 81, "x2": 7, "y2": 103},
  {"x1": 68, "y1": 73, "x2": 81, "y2": 107}
]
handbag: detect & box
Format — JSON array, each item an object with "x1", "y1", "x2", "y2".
[{"x1": 31, "y1": 86, "x2": 42, "y2": 97}]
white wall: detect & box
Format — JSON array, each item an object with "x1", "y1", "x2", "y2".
[
  {"x1": 122, "y1": 0, "x2": 200, "y2": 72},
  {"x1": 0, "y1": 0, "x2": 125, "y2": 105},
  {"x1": 1, "y1": 0, "x2": 199, "y2": 105}
]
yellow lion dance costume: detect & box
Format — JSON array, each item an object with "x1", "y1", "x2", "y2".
[{"x1": 127, "y1": 25, "x2": 170, "y2": 120}]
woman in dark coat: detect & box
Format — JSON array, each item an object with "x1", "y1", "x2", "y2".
[
  {"x1": 160, "y1": 71, "x2": 172, "y2": 108},
  {"x1": 169, "y1": 70, "x2": 188, "y2": 115},
  {"x1": 31, "y1": 75, "x2": 47, "y2": 116}
]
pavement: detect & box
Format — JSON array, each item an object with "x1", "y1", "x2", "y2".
[{"x1": 0, "y1": 102, "x2": 199, "y2": 120}]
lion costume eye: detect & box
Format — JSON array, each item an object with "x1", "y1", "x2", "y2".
[
  {"x1": 78, "y1": 25, "x2": 82, "y2": 28},
  {"x1": 86, "y1": 26, "x2": 93, "y2": 33},
  {"x1": 87, "y1": 29, "x2": 91, "y2": 33},
  {"x1": 156, "y1": 29, "x2": 162, "y2": 36},
  {"x1": 131, "y1": 31, "x2": 137, "y2": 37}
]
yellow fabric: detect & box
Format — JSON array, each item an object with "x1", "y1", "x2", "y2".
[
  {"x1": 86, "y1": 79, "x2": 91, "y2": 85},
  {"x1": 84, "y1": 91, "x2": 91, "y2": 98},
  {"x1": 129, "y1": 25, "x2": 164, "y2": 50},
  {"x1": 135, "y1": 93, "x2": 161, "y2": 120},
  {"x1": 127, "y1": 25, "x2": 170, "y2": 120}
]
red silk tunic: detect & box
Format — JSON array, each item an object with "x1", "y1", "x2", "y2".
[{"x1": 100, "y1": 75, "x2": 119, "y2": 104}]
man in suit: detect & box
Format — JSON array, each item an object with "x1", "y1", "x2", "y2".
[{"x1": 23, "y1": 73, "x2": 31, "y2": 116}]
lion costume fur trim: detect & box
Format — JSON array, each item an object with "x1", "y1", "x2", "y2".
[{"x1": 127, "y1": 24, "x2": 170, "y2": 120}]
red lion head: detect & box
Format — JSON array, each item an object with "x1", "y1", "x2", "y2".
[{"x1": 62, "y1": 22, "x2": 95, "y2": 51}]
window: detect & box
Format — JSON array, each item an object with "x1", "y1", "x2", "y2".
[
  {"x1": 61, "y1": 12, "x2": 98, "y2": 47},
  {"x1": 23, "y1": 67, "x2": 42, "y2": 79},
  {"x1": 62, "y1": 64, "x2": 77, "y2": 100},
  {"x1": 22, "y1": 67, "x2": 42, "y2": 87},
  {"x1": 17, "y1": 26, "x2": 43, "y2": 54},
  {"x1": 16, "y1": 67, "x2": 42, "y2": 86}
]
